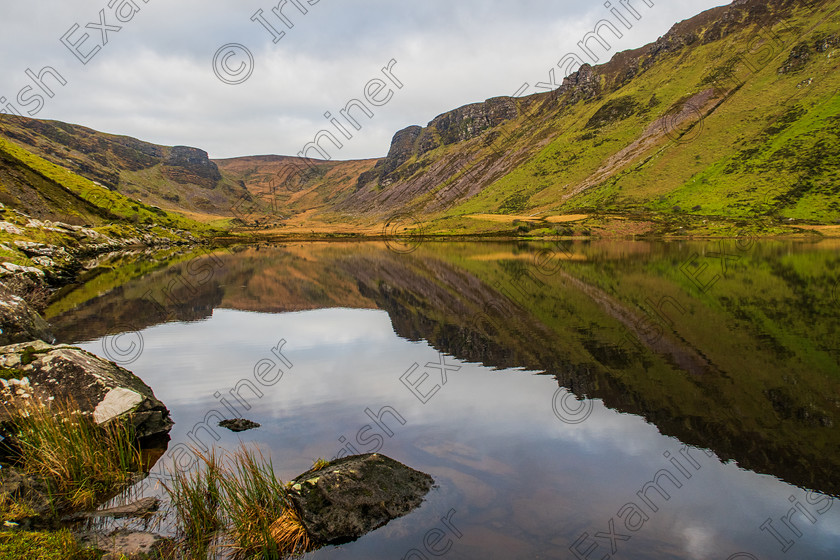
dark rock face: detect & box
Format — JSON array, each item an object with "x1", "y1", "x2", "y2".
[
  {"x1": 356, "y1": 98, "x2": 518, "y2": 189},
  {"x1": 429, "y1": 97, "x2": 519, "y2": 146},
  {"x1": 0, "y1": 341, "x2": 173, "y2": 438},
  {"x1": 288, "y1": 453, "x2": 434, "y2": 545},
  {"x1": 218, "y1": 418, "x2": 260, "y2": 432},
  {"x1": 557, "y1": 64, "x2": 601, "y2": 106},
  {"x1": 355, "y1": 126, "x2": 423, "y2": 189},
  {"x1": 162, "y1": 146, "x2": 222, "y2": 189},
  {"x1": 0, "y1": 283, "x2": 55, "y2": 345}
]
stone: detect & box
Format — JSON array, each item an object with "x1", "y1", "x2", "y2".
[
  {"x1": 82, "y1": 497, "x2": 160, "y2": 519},
  {"x1": 30, "y1": 256, "x2": 55, "y2": 268},
  {"x1": 85, "y1": 529, "x2": 172, "y2": 559},
  {"x1": 218, "y1": 418, "x2": 261, "y2": 432},
  {"x1": 93, "y1": 388, "x2": 145, "y2": 424},
  {"x1": 288, "y1": 453, "x2": 434, "y2": 545},
  {"x1": 0, "y1": 284, "x2": 55, "y2": 345},
  {"x1": 0, "y1": 342, "x2": 173, "y2": 439},
  {"x1": 0, "y1": 262, "x2": 45, "y2": 277},
  {"x1": 0, "y1": 222, "x2": 23, "y2": 235}
]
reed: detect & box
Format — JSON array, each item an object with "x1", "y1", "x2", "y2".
[
  {"x1": 6, "y1": 400, "x2": 142, "y2": 511},
  {"x1": 163, "y1": 445, "x2": 313, "y2": 559},
  {"x1": 161, "y1": 447, "x2": 224, "y2": 558}
]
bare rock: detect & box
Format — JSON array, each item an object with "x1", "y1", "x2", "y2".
[
  {"x1": 218, "y1": 418, "x2": 260, "y2": 432},
  {"x1": 288, "y1": 453, "x2": 434, "y2": 545},
  {"x1": 0, "y1": 284, "x2": 54, "y2": 345},
  {"x1": 85, "y1": 529, "x2": 172, "y2": 560},
  {"x1": 0, "y1": 342, "x2": 173, "y2": 438}
]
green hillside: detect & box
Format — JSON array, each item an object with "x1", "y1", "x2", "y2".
[
  {"x1": 0, "y1": 0, "x2": 837, "y2": 237},
  {"x1": 0, "y1": 135, "x2": 220, "y2": 284},
  {"x1": 319, "y1": 0, "x2": 840, "y2": 234}
]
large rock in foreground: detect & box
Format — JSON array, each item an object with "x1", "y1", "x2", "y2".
[
  {"x1": 0, "y1": 284, "x2": 54, "y2": 345},
  {"x1": 0, "y1": 341, "x2": 172, "y2": 438},
  {"x1": 288, "y1": 453, "x2": 434, "y2": 545}
]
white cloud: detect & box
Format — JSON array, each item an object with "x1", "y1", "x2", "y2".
[{"x1": 1, "y1": 0, "x2": 729, "y2": 159}]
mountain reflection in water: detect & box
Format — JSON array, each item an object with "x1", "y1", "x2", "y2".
[{"x1": 48, "y1": 240, "x2": 840, "y2": 559}]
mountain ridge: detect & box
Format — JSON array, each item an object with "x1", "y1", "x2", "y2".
[{"x1": 1, "y1": 0, "x2": 839, "y2": 236}]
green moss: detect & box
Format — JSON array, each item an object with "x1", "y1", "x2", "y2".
[
  {"x1": 0, "y1": 368, "x2": 25, "y2": 380},
  {"x1": 19, "y1": 346, "x2": 48, "y2": 366},
  {"x1": 0, "y1": 530, "x2": 101, "y2": 560}
]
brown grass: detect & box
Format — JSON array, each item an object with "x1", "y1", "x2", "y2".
[
  {"x1": 5, "y1": 400, "x2": 142, "y2": 511},
  {"x1": 268, "y1": 507, "x2": 312, "y2": 557}
]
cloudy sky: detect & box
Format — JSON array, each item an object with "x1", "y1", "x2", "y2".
[{"x1": 1, "y1": 0, "x2": 727, "y2": 160}]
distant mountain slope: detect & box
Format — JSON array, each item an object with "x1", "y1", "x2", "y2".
[
  {"x1": 0, "y1": 135, "x2": 215, "y2": 289},
  {"x1": 0, "y1": 116, "x2": 252, "y2": 218},
  {"x1": 0, "y1": 135, "x2": 206, "y2": 231},
  {"x1": 213, "y1": 155, "x2": 378, "y2": 223},
  {"x1": 1, "y1": 0, "x2": 837, "y2": 232},
  {"x1": 337, "y1": 0, "x2": 840, "y2": 225}
]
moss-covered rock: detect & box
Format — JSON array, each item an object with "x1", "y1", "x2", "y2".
[{"x1": 287, "y1": 453, "x2": 433, "y2": 545}]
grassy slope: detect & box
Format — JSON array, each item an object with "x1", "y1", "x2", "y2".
[
  {"x1": 435, "y1": 1, "x2": 840, "y2": 224},
  {"x1": 301, "y1": 0, "x2": 835, "y2": 236},
  {"x1": 2, "y1": 2, "x2": 837, "y2": 236},
  {"x1": 0, "y1": 137, "x2": 209, "y2": 233},
  {"x1": 0, "y1": 116, "x2": 250, "y2": 220},
  {"x1": 0, "y1": 136, "x2": 226, "y2": 278}
]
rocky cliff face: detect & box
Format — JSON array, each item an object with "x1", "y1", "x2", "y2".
[
  {"x1": 428, "y1": 96, "x2": 519, "y2": 146},
  {"x1": 357, "y1": 97, "x2": 520, "y2": 190},
  {"x1": 162, "y1": 146, "x2": 222, "y2": 189}
]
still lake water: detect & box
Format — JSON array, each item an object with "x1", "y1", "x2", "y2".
[{"x1": 46, "y1": 240, "x2": 840, "y2": 559}]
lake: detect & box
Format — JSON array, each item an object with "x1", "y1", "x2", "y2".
[{"x1": 46, "y1": 239, "x2": 840, "y2": 559}]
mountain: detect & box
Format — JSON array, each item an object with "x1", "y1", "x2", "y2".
[
  {"x1": 0, "y1": 116, "x2": 252, "y2": 221},
  {"x1": 327, "y1": 0, "x2": 840, "y2": 230},
  {"x1": 1, "y1": 0, "x2": 839, "y2": 235}
]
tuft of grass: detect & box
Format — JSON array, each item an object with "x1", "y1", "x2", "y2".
[
  {"x1": 161, "y1": 448, "x2": 224, "y2": 558},
  {"x1": 164, "y1": 445, "x2": 313, "y2": 559},
  {"x1": 219, "y1": 446, "x2": 307, "y2": 559},
  {"x1": 310, "y1": 458, "x2": 330, "y2": 472},
  {"x1": 6, "y1": 400, "x2": 143, "y2": 510},
  {"x1": 268, "y1": 506, "x2": 311, "y2": 558},
  {"x1": 0, "y1": 493, "x2": 37, "y2": 522}
]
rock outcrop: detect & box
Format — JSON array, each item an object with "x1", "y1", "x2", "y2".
[
  {"x1": 162, "y1": 146, "x2": 222, "y2": 189},
  {"x1": 356, "y1": 97, "x2": 519, "y2": 189},
  {"x1": 0, "y1": 341, "x2": 173, "y2": 438},
  {"x1": 0, "y1": 283, "x2": 54, "y2": 345},
  {"x1": 429, "y1": 97, "x2": 519, "y2": 146},
  {"x1": 218, "y1": 418, "x2": 260, "y2": 432},
  {"x1": 288, "y1": 453, "x2": 434, "y2": 545}
]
